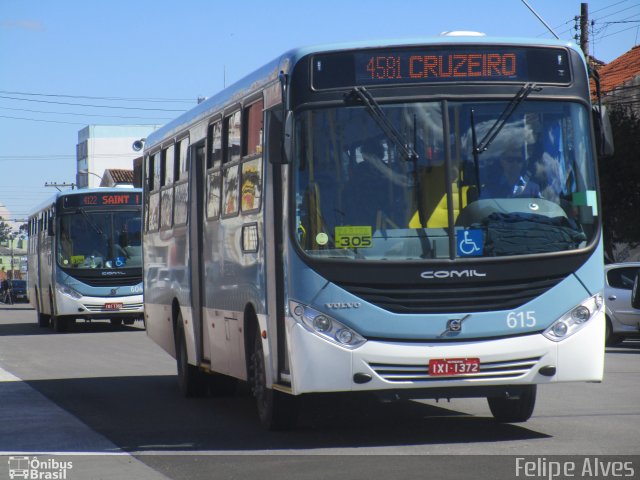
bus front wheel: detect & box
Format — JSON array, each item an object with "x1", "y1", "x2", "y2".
[
  {"x1": 50, "y1": 295, "x2": 67, "y2": 333},
  {"x1": 35, "y1": 294, "x2": 50, "y2": 328},
  {"x1": 175, "y1": 312, "x2": 207, "y2": 397},
  {"x1": 249, "y1": 328, "x2": 298, "y2": 431},
  {"x1": 487, "y1": 385, "x2": 536, "y2": 423}
]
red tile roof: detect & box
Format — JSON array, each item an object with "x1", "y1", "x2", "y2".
[
  {"x1": 106, "y1": 169, "x2": 134, "y2": 184},
  {"x1": 598, "y1": 45, "x2": 640, "y2": 94}
]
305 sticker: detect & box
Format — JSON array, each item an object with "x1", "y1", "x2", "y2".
[{"x1": 335, "y1": 226, "x2": 373, "y2": 249}]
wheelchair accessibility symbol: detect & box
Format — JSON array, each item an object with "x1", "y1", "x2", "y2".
[{"x1": 456, "y1": 229, "x2": 483, "y2": 257}]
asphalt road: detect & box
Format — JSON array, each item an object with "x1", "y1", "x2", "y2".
[{"x1": 0, "y1": 303, "x2": 638, "y2": 480}]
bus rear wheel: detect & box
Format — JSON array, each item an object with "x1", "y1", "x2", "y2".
[
  {"x1": 249, "y1": 328, "x2": 298, "y2": 431},
  {"x1": 487, "y1": 385, "x2": 536, "y2": 423}
]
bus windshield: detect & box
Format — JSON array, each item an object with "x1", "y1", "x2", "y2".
[
  {"x1": 57, "y1": 210, "x2": 142, "y2": 269},
  {"x1": 293, "y1": 100, "x2": 598, "y2": 260}
]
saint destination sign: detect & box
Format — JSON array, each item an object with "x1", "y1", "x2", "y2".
[{"x1": 62, "y1": 192, "x2": 141, "y2": 209}]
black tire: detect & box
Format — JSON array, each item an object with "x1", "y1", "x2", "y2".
[
  {"x1": 175, "y1": 313, "x2": 207, "y2": 397},
  {"x1": 605, "y1": 316, "x2": 622, "y2": 347},
  {"x1": 50, "y1": 295, "x2": 67, "y2": 333},
  {"x1": 52, "y1": 315, "x2": 68, "y2": 333},
  {"x1": 488, "y1": 385, "x2": 536, "y2": 423},
  {"x1": 249, "y1": 328, "x2": 298, "y2": 430},
  {"x1": 36, "y1": 295, "x2": 50, "y2": 328}
]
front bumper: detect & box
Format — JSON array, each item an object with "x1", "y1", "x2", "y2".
[
  {"x1": 55, "y1": 291, "x2": 144, "y2": 319},
  {"x1": 285, "y1": 310, "x2": 604, "y2": 396}
]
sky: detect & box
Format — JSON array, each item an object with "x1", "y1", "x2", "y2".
[{"x1": 1, "y1": 0, "x2": 639, "y2": 224}]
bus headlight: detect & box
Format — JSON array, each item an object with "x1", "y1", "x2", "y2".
[
  {"x1": 289, "y1": 300, "x2": 366, "y2": 349},
  {"x1": 56, "y1": 285, "x2": 82, "y2": 300},
  {"x1": 543, "y1": 293, "x2": 603, "y2": 342}
]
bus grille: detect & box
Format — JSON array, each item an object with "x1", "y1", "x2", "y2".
[
  {"x1": 83, "y1": 302, "x2": 144, "y2": 313},
  {"x1": 338, "y1": 275, "x2": 564, "y2": 314},
  {"x1": 369, "y1": 356, "x2": 541, "y2": 383},
  {"x1": 80, "y1": 275, "x2": 143, "y2": 287}
]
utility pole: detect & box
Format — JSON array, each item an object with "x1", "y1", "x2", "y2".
[
  {"x1": 44, "y1": 182, "x2": 75, "y2": 191},
  {"x1": 579, "y1": 3, "x2": 589, "y2": 57}
]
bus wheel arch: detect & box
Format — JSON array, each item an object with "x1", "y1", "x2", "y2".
[
  {"x1": 246, "y1": 305, "x2": 298, "y2": 430},
  {"x1": 49, "y1": 288, "x2": 67, "y2": 333},
  {"x1": 174, "y1": 303, "x2": 207, "y2": 397},
  {"x1": 34, "y1": 286, "x2": 50, "y2": 328}
]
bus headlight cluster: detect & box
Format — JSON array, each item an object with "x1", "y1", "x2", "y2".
[
  {"x1": 56, "y1": 285, "x2": 82, "y2": 300},
  {"x1": 289, "y1": 301, "x2": 366, "y2": 349},
  {"x1": 543, "y1": 293, "x2": 603, "y2": 342}
]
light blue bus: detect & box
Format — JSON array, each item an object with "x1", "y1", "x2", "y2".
[
  {"x1": 142, "y1": 34, "x2": 613, "y2": 429},
  {"x1": 28, "y1": 188, "x2": 144, "y2": 332}
]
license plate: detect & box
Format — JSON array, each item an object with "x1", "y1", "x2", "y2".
[
  {"x1": 429, "y1": 358, "x2": 480, "y2": 376},
  {"x1": 104, "y1": 302, "x2": 123, "y2": 311}
]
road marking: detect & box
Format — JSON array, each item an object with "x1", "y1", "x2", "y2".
[{"x1": 0, "y1": 366, "x2": 21, "y2": 382}]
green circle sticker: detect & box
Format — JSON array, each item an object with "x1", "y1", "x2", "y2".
[{"x1": 316, "y1": 232, "x2": 329, "y2": 245}]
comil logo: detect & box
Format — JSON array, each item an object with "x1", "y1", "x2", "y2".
[
  {"x1": 8, "y1": 456, "x2": 73, "y2": 479},
  {"x1": 420, "y1": 269, "x2": 487, "y2": 279}
]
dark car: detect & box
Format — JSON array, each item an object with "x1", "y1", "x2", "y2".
[{"x1": 0, "y1": 279, "x2": 28, "y2": 303}]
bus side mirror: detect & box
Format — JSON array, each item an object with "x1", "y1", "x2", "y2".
[
  {"x1": 592, "y1": 105, "x2": 614, "y2": 158},
  {"x1": 47, "y1": 221, "x2": 54, "y2": 237},
  {"x1": 632, "y1": 272, "x2": 640, "y2": 310}
]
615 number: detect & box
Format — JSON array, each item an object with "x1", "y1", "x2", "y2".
[{"x1": 506, "y1": 311, "x2": 536, "y2": 329}]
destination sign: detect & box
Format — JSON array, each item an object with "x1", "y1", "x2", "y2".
[
  {"x1": 312, "y1": 46, "x2": 570, "y2": 89},
  {"x1": 62, "y1": 192, "x2": 141, "y2": 209}
]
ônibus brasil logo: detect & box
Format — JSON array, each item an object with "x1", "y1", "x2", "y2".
[{"x1": 8, "y1": 456, "x2": 73, "y2": 479}]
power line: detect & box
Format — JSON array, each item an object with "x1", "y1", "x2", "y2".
[
  {"x1": 0, "y1": 114, "x2": 85, "y2": 125},
  {"x1": 0, "y1": 106, "x2": 173, "y2": 121},
  {"x1": 0, "y1": 90, "x2": 195, "y2": 104},
  {"x1": 0, "y1": 95, "x2": 187, "y2": 112}
]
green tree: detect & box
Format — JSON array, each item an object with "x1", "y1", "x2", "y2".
[
  {"x1": 598, "y1": 107, "x2": 640, "y2": 262},
  {"x1": 0, "y1": 218, "x2": 13, "y2": 244}
]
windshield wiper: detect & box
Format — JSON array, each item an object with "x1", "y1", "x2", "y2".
[
  {"x1": 345, "y1": 86, "x2": 432, "y2": 257},
  {"x1": 470, "y1": 83, "x2": 541, "y2": 197},
  {"x1": 345, "y1": 87, "x2": 429, "y2": 231},
  {"x1": 76, "y1": 208, "x2": 105, "y2": 237},
  {"x1": 346, "y1": 87, "x2": 419, "y2": 162},
  {"x1": 473, "y1": 82, "x2": 541, "y2": 155}
]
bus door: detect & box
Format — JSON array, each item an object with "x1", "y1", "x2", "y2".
[
  {"x1": 189, "y1": 142, "x2": 206, "y2": 364},
  {"x1": 39, "y1": 210, "x2": 53, "y2": 315}
]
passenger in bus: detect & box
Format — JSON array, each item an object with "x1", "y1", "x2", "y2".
[{"x1": 480, "y1": 153, "x2": 541, "y2": 199}]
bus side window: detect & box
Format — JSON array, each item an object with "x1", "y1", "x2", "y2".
[
  {"x1": 177, "y1": 138, "x2": 189, "y2": 181},
  {"x1": 207, "y1": 121, "x2": 223, "y2": 220},
  {"x1": 208, "y1": 121, "x2": 223, "y2": 170},
  {"x1": 240, "y1": 100, "x2": 264, "y2": 213},
  {"x1": 222, "y1": 164, "x2": 240, "y2": 217},
  {"x1": 160, "y1": 145, "x2": 174, "y2": 230},
  {"x1": 224, "y1": 110, "x2": 241, "y2": 164},
  {"x1": 173, "y1": 138, "x2": 190, "y2": 226},
  {"x1": 243, "y1": 100, "x2": 264, "y2": 157}
]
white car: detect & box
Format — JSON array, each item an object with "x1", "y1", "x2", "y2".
[{"x1": 604, "y1": 262, "x2": 640, "y2": 346}]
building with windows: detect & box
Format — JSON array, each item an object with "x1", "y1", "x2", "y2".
[{"x1": 76, "y1": 125, "x2": 161, "y2": 189}]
